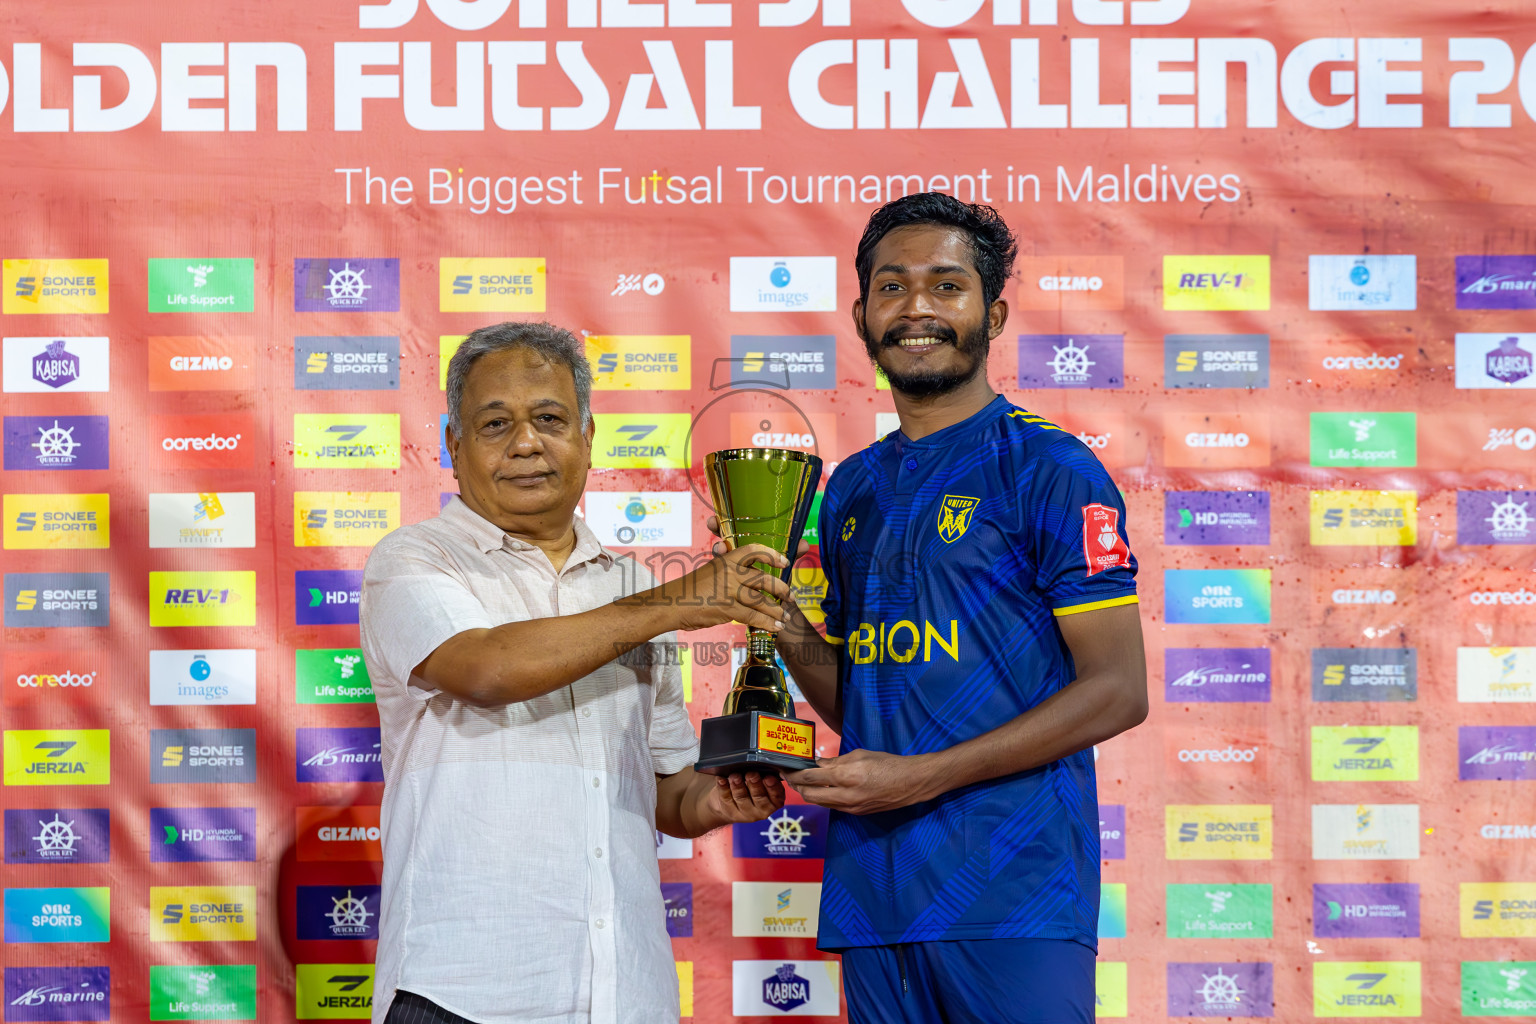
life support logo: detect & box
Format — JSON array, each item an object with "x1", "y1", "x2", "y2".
[{"x1": 1081, "y1": 503, "x2": 1129, "y2": 575}]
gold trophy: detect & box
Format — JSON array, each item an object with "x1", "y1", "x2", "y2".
[{"x1": 694, "y1": 447, "x2": 823, "y2": 776}]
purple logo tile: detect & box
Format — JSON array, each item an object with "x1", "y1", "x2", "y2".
[
  {"x1": 294, "y1": 258, "x2": 400, "y2": 312},
  {"x1": 32, "y1": 340, "x2": 80, "y2": 389},
  {"x1": 1017, "y1": 335, "x2": 1124, "y2": 388},
  {"x1": 296, "y1": 570, "x2": 362, "y2": 625},
  {"x1": 1457, "y1": 255, "x2": 1536, "y2": 309},
  {"x1": 1461, "y1": 726, "x2": 1536, "y2": 780},
  {"x1": 1166, "y1": 962, "x2": 1273, "y2": 1017},
  {"x1": 1099, "y1": 804, "x2": 1125, "y2": 860},
  {"x1": 4, "y1": 966, "x2": 110, "y2": 1022},
  {"x1": 1312, "y1": 883, "x2": 1419, "y2": 938},
  {"x1": 1458, "y1": 491, "x2": 1536, "y2": 544},
  {"x1": 5, "y1": 809, "x2": 110, "y2": 864},
  {"x1": 1165, "y1": 649, "x2": 1272, "y2": 703},
  {"x1": 297, "y1": 884, "x2": 381, "y2": 940},
  {"x1": 733, "y1": 805, "x2": 829, "y2": 858},
  {"x1": 3, "y1": 416, "x2": 109, "y2": 470},
  {"x1": 150, "y1": 807, "x2": 255, "y2": 862},
  {"x1": 662, "y1": 882, "x2": 692, "y2": 937},
  {"x1": 296, "y1": 727, "x2": 383, "y2": 782},
  {"x1": 1165, "y1": 492, "x2": 1269, "y2": 545}
]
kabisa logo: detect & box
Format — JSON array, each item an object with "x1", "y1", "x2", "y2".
[
  {"x1": 293, "y1": 414, "x2": 401, "y2": 469},
  {"x1": 1312, "y1": 727, "x2": 1419, "y2": 781},
  {"x1": 4, "y1": 573, "x2": 109, "y2": 628},
  {"x1": 1314, "y1": 963, "x2": 1422, "y2": 1016},
  {"x1": 729, "y1": 335, "x2": 837, "y2": 390},
  {"x1": 1460, "y1": 726, "x2": 1536, "y2": 781},
  {"x1": 1164, "y1": 570, "x2": 1272, "y2": 625},
  {"x1": 1, "y1": 887, "x2": 110, "y2": 943},
  {"x1": 439, "y1": 257, "x2": 545, "y2": 312},
  {"x1": 662, "y1": 882, "x2": 693, "y2": 938},
  {"x1": 1310, "y1": 490, "x2": 1418, "y2": 546},
  {"x1": 295, "y1": 964, "x2": 375, "y2": 1019},
  {"x1": 4, "y1": 494, "x2": 109, "y2": 551},
  {"x1": 1459, "y1": 490, "x2": 1536, "y2": 545},
  {"x1": 1310, "y1": 412, "x2": 1417, "y2": 467},
  {"x1": 1463, "y1": 883, "x2": 1536, "y2": 937},
  {"x1": 1308, "y1": 254, "x2": 1417, "y2": 311},
  {"x1": 3, "y1": 336, "x2": 109, "y2": 393},
  {"x1": 1462, "y1": 961, "x2": 1536, "y2": 1016},
  {"x1": 147, "y1": 336, "x2": 255, "y2": 391},
  {"x1": 587, "y1": 335, "x2": 691, "y2": 390},
  {"x1": 149, "y1": 965, "x2": 256, "y2": 1022},
  {"x1": 150, "y1": 729, "x2": 257, "y2": 784},
  {"x1": 297, "y1": 886, "x2": 382, "y2": 940},
  {"x1": 1165, "y1": 884, "x2": 1274, "y2": 938},
  {"x1": 297, "y1": 806, "x2": 383, "y2": 862},
  {"x1": 728, "y1": 257, "x2": 837, "y2": 312},
  {"x1": 1166, "y1": 805, "x2": 1273, "y2": 860},
  {"x1": 1312, "y1": 803, "x2": 1420, "y2": 861},
  {"x1": 294, "y1": 337, "x2": 401, "y2": 391},
  {"x1": 295, "y1": 648, "x2": 376, "y2": 704},
  {"x1": 1165, "y1": 648, "x2": 1273, "y2": 706},
  {"x1": 1163, "y1": 491, "x2": 1270, "y2": 546},
  {"x1": 296, "y1": 727, "x2": 384, "y2": 783},
  {"x1": 3, "y1": 966, "x2": 110, "y2": 1022},
  {"x1": 1313, "y1": 883, "x2": 1420, "y2": 939},
  {"x1": 1164, "y1": 335, "x2": 1271, "y2": 389},
  {"x1": 583, "y1": 491, "x2": 692, "y2": 548},
  {"x1": 4, "y1": 808, "x2": 110, "y2": 864},
  {"x1": 2, "y1": 259, "x2": 109, "y2": 315},
  {"x1": 1458, "y1": 646, "x2": 1536, "y2": 703},
  {"x1": 147, "y1": 258, "x2": 255, "y2": 312},
  {"x1": 296, "y1": 570, "x2": 363, "y2": 626},
  {"x1": 148, "y1": 491, "x2": 256, "y2": 549},
  {"x1": 149, "y1": 571, "x2": 256, "y2": 628},
  {"x1": 763, "y1": 964, "x2": 811, "y2": 1012},
  {"x1": 151, "y1": 807, "x2": 256, "y2": 863},
  {"x1": 591, "y1": 413, "x2": 691, "y2": 469},
  {"x1": 4, "y1": 416, "x2": 109, "y2": 471},
  {"x1": 294, "y1": 258, "x2": 400, "y2": 312},
  {"x1": 1166, "y1": 962, "x2": 1274, "y2": 1017},
  {"x1": 1162, "y1": 255, "x2": 1271, "y2": 311},
  {"x1": 294, "y1": 492, "x2": 401, "y2": 547},
  {"x1": 3, "y1": 731, "x2": 110, "y2": 787},
  {"x1": 1456, "y1": 255, "x2": 1536, "y2": 310},
  {"x1": 1017, "y1": 334, "x2": 1124, "y2": 388},
  {"x1": 1312, "y1": 648, "x2": 1418, "y2": 703},
  {"x1": 151, "y1": 886, "x2": 256, "y2": 942},
  {"x1": 1456, "y1": 333, "x2": 1536, "y2": 389},
  {"x1": 1015, "y1": 255, "x2": 1124, "y2": 311},
  {"x1": 733, "y1": 804, "x2": 829, "y2": 859}
]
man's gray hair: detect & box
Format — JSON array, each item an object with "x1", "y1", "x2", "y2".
[{"x1": 445, "y1": 321, "x2": 593, "y2": 437}]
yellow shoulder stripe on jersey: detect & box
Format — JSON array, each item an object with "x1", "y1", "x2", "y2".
[
  {"x1": 1052, "y1": 594, "x2": 1139, "y2": 617},
  {"x1": 823, "y1": 634, "x2": 845, "y2": 646},
  {"x1": 1006, "y1": 409, "x2": 1064, "y2": 431}
]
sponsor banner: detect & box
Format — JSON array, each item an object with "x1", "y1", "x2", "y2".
[
  {"x1": 1167, "y1": 734, "x2": 1263, "y2": 777},
  {"x1": 294, "y1": 964, "x2": 375, "y2": 1020},
  {"x1": 294, "y1": 258, "x2": 400, "y2": 312},
  {"x1": 292, "y1": 413, "x2": 400, "y2": 469},
  {"x1": 4, "y1": 573, "x2": 109, "y2": 628},
  {"x1": 1017, "y1": 334, "x2": 1124, "y2": 389},
  {"x1": 1457, "y1": 255, "x2": 1536, "y2": 310},
  {"x1": 1165, "y1": 805, "x2": 1273, "y2": 860},
  {"x1": 662, "y1": 882, "x2": 692, "y2": 938},
  {"x1": 1166, "y1": 884, "x2": 1273, "y2": 938},
  {"x1": 4, "y1": 808, "x2": 110, "y2": 864},
  {"x1": 296, "y1": 806, "x2": 382, "y2": 862},
  {"x1": 592, "y1": 413, "x2": 692, "y2": 469},
  {"x1": 1462, "y1": 883, "x2": 1536, "y2": 937},
  {"x1": 1456, "y1": 333, "x2": 1536, "y2": 388},
  {"x1": 1310, "y1": 412, "x2": 1417, "y2": 467},
  {"x1": 147, "y1": 258, "x2": 254, "y2": 312},
  {"x1": 1098, "y1": 882, "x2": 1127, "y2": 938},
  {"x1": 294, "y1": 491, "x2": 400, "y2": 546},
  {"x1": 1100, "y1": 804, "x2": 1126, "y2": 859},
  {"x1": 1311, "y1": 648, "x2": 1418, "y2": 702},
  {"x1": 731, "y1": 960, "x2": 841, "y2": 1016},
  {"x1": 728, "y1": 257, "x2": 837, "y2": 312},
  {"x1": 4, "y1": 415, "x2": 109, "y2": 471},
  {"x1": 1165, "y1": 648, "x2": 1273, "y2": 703},
  {"x1": 3, "y1": 493, "x2": 109, "y2": 550},
  {"x1": 149, "y1": 965, "x2": 256, "y2": 1022},
  {"x1": 1311, "y1": 726, "x2": 1419, "y2": 781},
  {"x1": 439, "y1": 413, "x2": 452, "y2": 468},
  {"x1": 150, "y1": 807, "x2": 256, "y2": 863},
  {"x1": 1459, "y1": 647, "x2": 1536, "y2": 703},
  {"x1": 297, "y1": 885, "x2": 382, "y2": 941},
  {"x1": 439, "y1": 257, "x2": 545, "y2": 312},
  {"x1": 1015, "y1": 255, "x2": 1124, "y2": 311},
  {"x1": 1460, "y1": 726, "x2": 1536, "y2": 781},
  {"x1": 733, "y1": 804, "x2": 830, "y2": 859},
  {"x1": 147, "y1": 336, "x2": 256, "y2": 391},
  {"x1": 150, "y1": 885, "x2": 256, "y2": 942},
  {"x1": 1042, "y1": 409, "x2": 1144, "y2": 468},
  {"x1": 656, "y1": 831, "x2": 693, "y2": 860},
  {"x1": 728, "y1": 411, "x2": 838, "y2": 458},
  {"x1": 1308, "y1": 340, "x2": 1414, "y2": 387},
  {"x1": 1313, "y1": 962, "x2": 1421, "y2": 1017},
  {"x1": 1164, "y1": 412, "x2": 1270, "y2": 468},
  {"x1": 296, "y1": 649, "x2": 375, "y2": 704},
  {"x1": 3, "y1": 259, "x2": 109, "y2": 315},
  {"x1": 148, "y1": 492, "x2": 257, "y2": 549},
  {"x1": 1313, "y1": 884, "x2": 1420, "y2": 939},
  {"x1": 1460, "y1": 491, "x2": 1536, "y2": 544},
  {"x1": 154, "y1": 414, "x2": 254, "y2": 469},
  {"x1": 296, "y1": 570, "x2": 363, "y2": 626},
  {"x1": 583, "y1": 491, "x2": 692, "y2": 548},
  {"x1": 1462, "y1": 961, "x2": 1536, "y2": 1017},
  {"x1": 438, "y1": 335, "x2": 467, "y2": 388},
  {"x1": 587, "y1": 335, "x2": 691, "y2": 389},
  {"x1": 148, "y1": 571, "x2": 257, "y2": 628},
  {"x1": 3, "y1": 731, "x2": 110, "y2": 787},
  {"x1": 1164, "y1": 570, "x2": 1271, "y2": 625},
  {"x1": 294, "y1": 336, "x2": 400, "y2": 390},
  {"x1": 1418, "y1": 411, "x2": 1536, "y2": 469},
  {"x1": 1163, "y1": 335, "x2": 1271, "y2": 389},
  {"x1": 1096, "y1": 962, "x2": 1128, "y2": 1018},
  {"x1": 295, "y1": 727, "x2": 383, "y2": 783},
  {"x1": 728, "y1": 335, "x2": 837, "y2": 390},
  {"x1": 732, "y1": 882, "x2": 821, "y2": 938},
  {"x1": 3, "y1": 965, "x2": 111, "y2": 1022},
  {"x1": 677, "y1": 962, "x2": 693, "y2": 1018},
  {"x1": 1309, "y1": 490, "x2": 1418, "y2": 546},
  {"x1": 1166, "y1": 961, "x2": 1274, "y2": 1018},
  {"x1": 2, "y1": 888, "x2": 110, "y2": 944},
  {"x1": 3, "y1": 337, "x2": 110, "y2": 392},
  {"x1": 1312, "y1": 804, "x2": 1420, "y2": 860},
  {"x1": 4, "y1": 650, "x2": 103, "y2": 708},
  {"x1": 1163, "y1": 255, "x2": 1270, "y2": 311},
  {"x1": 150, "y1": 729, "x2": 257, "y2": 784},
  {"x1": 1165, "y1": 492, "x2": 1269, "y2": 546},
  {"x1": 1308, "y1": 254, "x2": 1417, "y2": 310}
]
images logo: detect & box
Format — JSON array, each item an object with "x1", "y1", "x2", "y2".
[
  {"x1": 583, "y1": 492, "x2": 692, "y2": 548},
  {"x1": 147, "y1": 336, "x2": 255, "y2": 391},
  {"x1": 1166, "y1": 962, "x2": 1274, "y2": 1017},
  {"x1": 1017, "y1": 335, "x2": 1124, "y2": 388},
  {"x1": 294, "y1": 964, "x2": 375, "y2": 1019},
  {"x1": 1164, "y1": 411, "x2": 1270, "y2": 468},
  {"x1": 149, "y1": 965, "x2": 256, "y2": 1022},
  {"x1": 1165, "y1": 805, "x2": 1272, "y2": 860},
  {"x1": 1313, "y1": 883, "x2": 1419, "y2": 939},
  {"x1": 1312, "y1": 726, "x2": 1419, "y2": 781},
  {"x1": 591, "y1": 413, "x2": 691, "y2": 469},
  {"x1": 296, "y1": 806, "x2": 383, "y2": 862},
  {"x1": 4, "y1": 494, "x2": 109, "y2": 550},
  {"x1": 293, "y1": 414, "x2": 400, "y2": 469},
  {"x1": 1456, "y1": 255, "x2": 1536, "y2": 310},
  {"x1": 1461, "y1": 726, "x2": 1536, "y2": 781},
  {"x1": 3, "y1": 731, "x2": 109, "y2": 787},
  {"x1": 1015, "y1": 255, "x2": 1124, "y2": 311},
  {"x1": 296, "y1": 727, "x2": 383, "y2": 783},
  {"x1": 1162, "y1": 255, "x2": 1270, "y2": 311},
  {"x1": 3, "y1": 966, "x2": 110, "y2": 1022},
  {"x1": 150, "y1": 729, "x2": 256, "y2": 784},
  {"x1": 1165, "y1": 648, "x2": 1271, "y2": 703},
  {"x1": 438, "y1": 257, "x2": 545, "y2": 312},
  {"x1": 154, "y1": 414, "x2": 254, "y2": 469},
  {"x1": 1310, "y1": 412, "x2": 1417, "y2": 467},
  {"x1": 1462, "y1": 960, "x2": 1536, "y2": 1016},
  {"x1": 1165, "y1": 884, "x2": 1273, "y2": 938},
  {"x1": 2, "y1": 888, "x2": 110, "y2": 944},
  {"x1": 1164, "y1": 570, "x2": 1271, "y2": 625},
  {"x1": 148, "y1": 649, "x2": 257, "y2": 706},
  {"x1": 1313, "y1": 803, "x2": 1420, "y2": 860},
  {"x1": 1460, "y1": 491, "x2": 1536, "y2": 544},
  {"x1": 1314, "y1": 962, "x2": 1421, "y2": 1016},
  {"x1": 1309, "y1": 254, "x2": 1417, "y2": 310},
  {"x1": 3, "y1": 416, "x2": 109, "y2": 471},
  {"x1": 294, "y1": 258, "x2": 400, "y2": 312},
  {"x1": 1463, "y1": 883, "x2": 1536, "y2": 937},
  {"x1": 1312, "y1": 648, "x2": 1418, "y2": 703},
  {"x1": 1310, "y1": 490, "x2": 1418, "y2": 546},
  {"x1": 147, "y1": 258, "x2": 254, "y2": 312},
  {"x1": 151, "y1": 807, "x2": 256, "y2": 863},
  {"x1": 4, "y1": 573, "x2": 108, "y2": 629},
  {"x1": 297, "y1": 886, "x2": 382, "y2": 940},
  {"x1": 4, "y1": 808, "x2": 110, "y2": 864},
  {"x1": 1163, "y1": 334, "x2": 1270, "y2": 388},
  {"x1": 732, "y1": 882, "x2": 820, "y2": 938},
  {"x1": 2, "y1": 259, "x2": 109, "y2": 315},
  {"x1": 728, "y1": 335, "x2": 837, "y2": 390},
  {"x1": 295, "y1": 649, "x2": 375, "y2": 704},
  {"x1": 148, "y1": 571, "x2": 256, "y2": 628},
  {"x1": 294, "y1": 337, "x2": 400, "y2": 391},
  {"x1": 296, "y1": 570, "x2": 363, "y2": 626},
  {"x1": 148, "y1": 492, "x2": 256, "y2": 549},
  {"x1": 662, "y1": 882, "x2": 693, "y2": 938},
  {"x1": 1164, "y1": 492, "x2": 1269, "y2": 546},
  {"x1": 586, "y1": 335, "x2": 691, "y2": 390},
  {"x1": 294, "y1": 492, "x2": 400, "y2": 547},
  {"x1": 732, "y1": 804, "x2": 830, "y2": 858},
  {"x1": 1458, "y1": 647, "x2": 1536, "y2": 703},
  {"x1": 3, "y1": 337, "x2": 109, "y2": 393},
  {"x1": 728, "y1": 257, "x2": 837, "y2": 312},
  {"x1": 151, "y1": 885, "x2": 256, "y2": 942}
]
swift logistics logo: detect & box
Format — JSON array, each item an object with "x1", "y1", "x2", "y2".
[
  {"x1": 148, "y1": 492, "x2": 256, "y2": 548},
  {"x1": 1164, "y1": 648, "x2": 1271, "y2": 703},
  {"x1": 1461, "y1": 726, "x2": 1536, "y2": 780},
  {"x1": 1458, "y1": 646, "x2": 1536, "y2": 703},
  {"x1": 1164, "y1": 491, "x2": 1269, "y2": 545},
  {"x1": 153, "y1": 414, "x2": 254, "y2": 469},
  {"x1": 1462, "y1": 961, "x2": 1536, "y2": 1016},
  {"x1": 296, "y1": 649, "x2": 375, "y2": 704},
  {"x1": 1017, "y1": 334, "x2": 1124, "y2": 388},
  {"x1": 1164, "y1": 411, "x2": 1271, "y2": 468},
  {"x1": 147, "y1": 258, "x2": 254, "y2": 312},
  {"x1": 1313, "y1": 883, "x2": 1420, "y2": 939},
  {"x1": 3, "y1": 965, "x2": 110, "y2": 1022},
  {"x1": 1163, "y1": 334, "x2": 1270, "y2": 388},
  {"x1": 151, "y1": 807, "x2": 256, "y2": 863},
  {"x1": 292, "y1": 414, "x2": 400, "y2": 469},
  {"x1": 1162, "y1": 255, "x2": 1270, "y2": 311},
  {"x1": 4, "y1": 808, "x2": 110, "y2": 863},
  {"x1": 1015, "y1": 255, "x2": 1124, "y2": 311},
  {"x1": 1313, "y1": 804, "x2": 1420, "y2": 860},
  {"x1": 732, "y1": 961, "x2": 841, "y2": 1016},
  {"x1": 1312, "y1": 648, "x2": 1418, "y2": 702},
  {"x1": 1311, "y1": 726, "x2": 1419, "y2": 781},
  {"x1": 294, "y1": 258, "x2": 400, "y2": 312},
  {"x1": 1310, "y1": 412, "x2": 1417, "y2": 467},
  {"x1": 2, "y1": 887, "x2": 110, "y2": 943},
  {"x1": 4, "y1": 573, "x2": 108, "y2": 628},
  {"x1": 297, "y1": 885, "x2": 381, "y2": 940},
  {"x1": 1313, "y1": 962, "x2": 1421, "y2": 1017},
  {"x1": 1165, "y1": 884, "x2": 1273, "y2": 938},
  {"x1": 1459, "y1": 491, "x2": 1536, "y2": 544},
  {"x1": 149, "y1": 965, "x2": 256, "y2": 1022},
  {"x1": 2, "y1": 259, "x2": 108, "y2": 315},
  {"x1": 732, "y1": 882, "x2": 821, "y2": 938},
  {"x1": 1165, "y1": 805, "x2": 1272, "y2": 860},
  {"x1": 583, "y1": 492, "x2": 692, "y2": 547},
  {"x1": 663, "y1": 882, "x2": 693, "y2": 938},
  {"x1": 296, "y1": 806, "x2": 382, "y2": 862},
  {"x1": 296, "y1": 570, "x2": 363, "y2": 626},
  {"x1": 728, "y1": 257, "x2": 837, "y2": 312},
  {"x1": 295, "y1": 727, "x2": 383, "y2": 783},
  {"x1": 733, "y1": 805, "x2": 830, "y2": 858},
  {"x1": 439, "y1": 257, "x2": 545, "y2": 312},
  {"x1": 586, "y1": 335, "x2": 691, "y2": 389},
  {"x1": 4, "y1": 494, "x2": 108, "y2": 550},
  {"x1": 1166, "y1": 962, "x2": 1274, "y2": 1018},
  {"x1": 148, "y1": 571, "x2": 256, "y2": 628},
  {"x1": 3, "y1": 731, "x2": 110, "y2": 786},
  {"x1": 1308, "y1": 254, "x2": 1417, "y2": 310},
  {"x1": 294, "y1": 337, "x2": 400, "y2": 390},
  {"x1": 295, "y1": 964, "x2": 375, "y2": 1019},
  {"x1": 1457, "y1": 255, "x2": 1536, "y2": 310},
  {"x1": 150, "y1": 885, "x2": 256, "y2": 942},
  {"x1": 591, "y1": 413, "x2": 691, "y2": 469},
  {"x1": 1164, "y1": 570, "x2": 1271, "y2": 625},
  {"x1": 3, "y1": 337, "x2": 109, "y2": 392},
  {"x1": 1464, "y1": 883, "x2": 1536, "y2": 937},
  {"x1": 1456, "y1": 333, "x2": 1536, "y2": 388},
  {"x1": 1310, "y1": 490, "x2": 1418, "y2": 546},
  {"x1": 4, "y1": 415, "x2": 109, "y2": 471},
  {"x1": 728, "y1": 335, "x2": 837, "y2": 389},
  {"x1": 148, "y1": 649, "x2": 257, "y2": 706},
  {"x1": 294, "y1": 492, "x2": 400, "y2": 546},
  {"x1": 147, "y1": 336, "x2": 255, "y2": 391},
  {"x1": 150, "y1": 729, "x2": 256, "y2": 784}
]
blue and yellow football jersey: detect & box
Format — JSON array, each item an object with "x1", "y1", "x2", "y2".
[{"x1": 814, "y1": 394, "x2": 1138, "y2": 950}]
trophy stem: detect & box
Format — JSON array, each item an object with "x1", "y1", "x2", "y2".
[{"x1": 747, "y1": 627, "x2": 776, "y2": 664}]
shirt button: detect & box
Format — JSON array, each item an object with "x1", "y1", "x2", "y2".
[
  {"x1": 582, "y1": 708, "x2": 592, "y2": 718},
  {"x1": 904, "y1": 457, "x2": 918, "y2": 470},
  {"x1": 595, "y1": 919, "x2": 606, "y2": 929},
  {"x1": 594, "y1": 847, "x2": 603, "y2": 858},
  {"x1": 592, "y1": 777, "x2": 601, "y2": 788}
]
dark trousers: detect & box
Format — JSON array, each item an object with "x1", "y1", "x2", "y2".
[{"x1": 384, "y1": 990, "x2": 478, "y2": 1024}]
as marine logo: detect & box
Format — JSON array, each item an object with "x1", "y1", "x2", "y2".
[{"x1": 936, "y1": 495, "x2": 978, "y2": 543}]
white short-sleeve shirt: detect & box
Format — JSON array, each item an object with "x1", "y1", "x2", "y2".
[{"x1": 359, "y1": 497, "x2": 697, "y2": 1024}]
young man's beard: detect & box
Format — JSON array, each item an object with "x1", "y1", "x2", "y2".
[{"x1": 862, "y1": 318, "x2": 991, "y2": 399}]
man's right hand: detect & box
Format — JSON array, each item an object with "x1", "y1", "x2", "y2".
[{"x1": 652, "y1": 543, "x2": 792, "y2": 633}]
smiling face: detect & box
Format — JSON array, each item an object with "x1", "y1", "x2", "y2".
[
  {"x1": 445, "y1": 346, "x2": 593, "y2": 535},
  {"x1": 854, "y1": 223, "x2": 1008, "y2": 398}
]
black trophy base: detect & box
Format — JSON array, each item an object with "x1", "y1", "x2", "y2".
[{"x1": 694, "y1": 709, "x2": 819, "y2": 777}]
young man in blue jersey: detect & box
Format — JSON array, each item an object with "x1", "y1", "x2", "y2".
[{"x1": 771, "y1": 192, "x2": 1148, "y2": 1022}]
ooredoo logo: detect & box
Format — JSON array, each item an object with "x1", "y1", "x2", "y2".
[
  {"x1": 1469, "y1": 588, "x2": 1536, "y2": 606},
  {"x1": 153, "y1": 415, "x2": 254, "y2": 468},
  {"x1": 1178, "y1": 746, "x2": 1259, "y2": 763},
  {"x1": 5, "y1": 650, "x2": 103, "y2": 708}
]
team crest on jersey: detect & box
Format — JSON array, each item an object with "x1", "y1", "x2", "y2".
[
  {"x1": 841, "y1": 515, "x2": 857, "y2": 541},
  {"x1": 1082, "y1": 503, "x2": 1130, "y2": 575},
  {"x1": 937, "y1": 495, "x2": 980, "y2": 543}
]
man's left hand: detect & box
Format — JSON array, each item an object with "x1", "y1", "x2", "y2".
[
  {"x1": 783, "y1": 749, "x2": 931, "y2": 815},
  {"x1": 703, "y1": 771, "x2": 786, "y2": 824}
]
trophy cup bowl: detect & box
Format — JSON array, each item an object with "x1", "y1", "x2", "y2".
[{"x1": 694, "y1": 447, "x2": 823, "y2": 776}]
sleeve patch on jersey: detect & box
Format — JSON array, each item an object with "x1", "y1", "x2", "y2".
[
  {"x1": 1053, "y1": 594, "x2": 1139, "y2": 617},
  {"x1": 1082, "y1": 502, "x2": 1131, "y2": 576}
]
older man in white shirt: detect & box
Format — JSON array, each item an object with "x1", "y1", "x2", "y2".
[{"x1": 360, "y1": 321, "x2": 790, "y2": 1024}]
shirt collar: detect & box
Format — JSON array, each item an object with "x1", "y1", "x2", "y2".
[
  {"x1": 890, "y1": 393, "x2": 1010, "y2": 450},
  {"x1": 441, "y1": 495, "x2": 614, "y2": 568}
]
